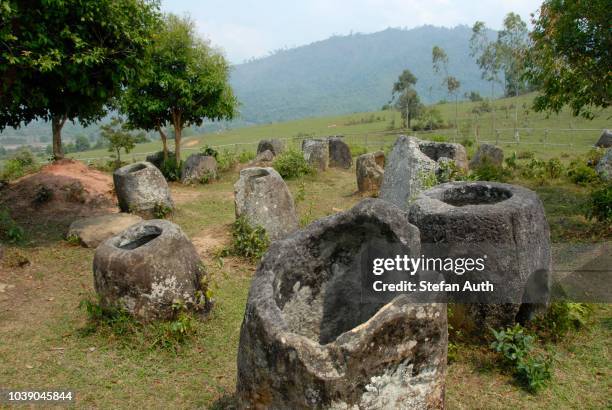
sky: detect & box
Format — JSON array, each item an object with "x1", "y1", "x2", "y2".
[{"x1": 162, "y1": 0, "x2": 542, "y2": 64}]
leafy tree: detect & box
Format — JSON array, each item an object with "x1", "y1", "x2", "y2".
[
  {"x1": 100, "y1": 118, "x2": 139, "y2": 167},
  {"x1": 0, "y1": 0, "x2": 159, "y2": 160},
  {"x1": 525, "y1": 0, "x2": 611, "y2": 118},
  {"x1": 75, "y1": 135, "x2": 91, "y2": 152},
  {"x1": 432, "y1": 46, "x2": 461, "y2": 137},
  {"x1": 390, "y1": 69, "x2": 421, "y2": 128},
  {"x1": 121, "y1": 14, "x2": 237, "y2": 163},
  {"x1": 497, "y1": 13, "x2": 530, "y2": 97}
]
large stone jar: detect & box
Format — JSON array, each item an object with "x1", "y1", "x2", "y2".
[
  {"x1": 408, "y1": 181, "x2": 551, "y2": 331},
  {"x1": 93, "y1": 219, "x2": 211, "y2": 321},
  {"x1": 237, "y1": 199, "x2": 447, "y2": 409},
  {"x1": 113, "y1": 161, "x2": 173, "y2": 217}
]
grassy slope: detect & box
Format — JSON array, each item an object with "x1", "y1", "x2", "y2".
[{"x1": 64, "y1": 92, "x2": 611, "y2": 165}]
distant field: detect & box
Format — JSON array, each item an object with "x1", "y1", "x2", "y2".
[{"x1": 2, "y1": 92, "x2": 610, "y2": 169}]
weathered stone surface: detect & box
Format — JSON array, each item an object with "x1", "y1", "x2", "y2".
[
  {"x1": 257, "y1": 139, "x2": 285, "y2": 156},
  {"x1": 596, "y1": 129, "x2": 612, "y2": 148},
  {"x1": 237, "y1": 199, "x2": 447, "y2": 409},
  {"x1": 379, "y1": 135, "x2": 438, "y2": 209},
  {"x1": 93, "y1": 219, "x2": 211, "y2": 321},
  {"x1": 356, "y1": 151, "x2": 385, "y2": 193},
  {"x1": 418, "y1": 140, "x2": 468, "y2": 171},
  {"x1": 113, "y1": 162, "x2": 174, "y2": 217},
  {"x1": 180, "y1": 154, "x2": 218, "y2": 184},
  {"x1": 145, "y1": 151, "x2": 175, "y2": 169},
  {"x1": 408, "y1": 181, "x2": 551, "y2": 332},
  {"x1": 596, "y1": 148, "x2": 612, "y2": 181},
  {"x1": 249, "y1": 149, "x2": 274, "y2": 166},
  {"x1": 67, "y1": 213, "x2": 143, "y2": 248},
  {"x1": 328, "y1": 136, "x2": 352, "y2": 168},
  {"x1": 469, "y1": 143, "x2": 504, "y2": 168},
  {"x1": 234, "y1": 167, "x2": 298, "y2": 241},
  {"x1": 302, "y1": 139, "x2": 329, "y2": 171}
]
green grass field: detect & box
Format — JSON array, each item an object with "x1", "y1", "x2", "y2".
[{"x1": 56, "y1": 92, "x2": 611, "y2": 166}]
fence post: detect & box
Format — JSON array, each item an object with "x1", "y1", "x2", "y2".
[
  {"x1": 495, "y1": 129, "x2": 500, "y2": 146},
  {"x1": 544, "y1": 128, "x2": 548, "y2": 144}
]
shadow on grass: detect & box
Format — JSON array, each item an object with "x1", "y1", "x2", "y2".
[{"x1": 209, "y1": 394, "x2": 237, "y2": 410}]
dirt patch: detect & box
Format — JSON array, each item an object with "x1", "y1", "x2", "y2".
[
  {"x1": 192, "y1": 225, "x2": 231, "y2": 257},
  {"x1": 184, "y1": 139, "x2": 199, "y2": 147},
  {"x1": 0, "y1": 159, "x2": 116, "y2": 225}
]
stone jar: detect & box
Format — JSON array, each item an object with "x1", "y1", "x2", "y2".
[
  {"x1": 93, "y1": 219, "x2": 211, "y2": 322},
  {"x1": 408, "y1": 181, "x2": 551, "y2": 332},
  {"x1": 113, "y1": 161, "x2": 173, "y2": 217},
  {"x1": 237, "y1": 199, "x2": 447, "y2": 409}
]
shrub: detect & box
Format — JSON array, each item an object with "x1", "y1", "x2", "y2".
[
  {"x1": 238, "y1": 150, "x2": 255, "y2": 163},
  {"x1": 222, "y1": 216, "x2": 270, "y2": 261},
  {"x1": 436, "y1": 160, "x2": 463, "y2": 183},
  {"x1": 505, "y1": 152, "x2": 518, "y2": 169},
  {"x1": 0, "y1": 158, "x2": 25, "y2": 181},
  {"x1": 33, "y1": 184, "x2": 53, "y2": 204},
  {"x1": 545, "y1": 158, "x2": 563, "y2": 179},
  {"x1": 216, "y1": 149, "x2": 238, "y2": 172},
  {"x1": 471, "y1": 160, "x2": 511, "y2": 182},
  {"x1": 160, "y1": 156, "x2": 183, "y2": 181},
  {"x1": 153, "y1": 202, "x2": 172, "y2": 219},
  {"x1": 567, "y1": 161, "x2": 599, "y2": 185},
  {"x1": 460, "y1": 138, "x2": 474, "y2": 148},
  {"x1": 272, "y1": 149, "x2": 315, "y2": 179},
  {"x1": 13, "y1": 148, "x2": 35, "y2": 167},
  {"x1": 517, "y1": 150, "x2": 535, "y2": 160},
  {"x1": 585, "y1": 185, "x2": 612, "y2": 222},
  {"x1": 490, "y1": 324, "x2": 552, "y2": 393},
  {"x1": 200, "y1": 145, "x2": 219, "y2": 160},
  {"x1": 532, "y1": 301, "x2": 590, "y2": 342},
  {"x1": 520, "y1": 158, "x2": 546, "y2": 181},
  {"x1": 348, "y1": 144, "x2": 368, "y2": 157},
  {"x1": 585, "y1": 147, "x2": 605, "y2": 167},
  {"x1": 0, "y1": 207, "x2": 25, "y2": 243}
]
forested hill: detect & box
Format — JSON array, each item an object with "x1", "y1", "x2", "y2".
[{"x1": 231, "y1": 25, "x2": 498, "y2": 125}]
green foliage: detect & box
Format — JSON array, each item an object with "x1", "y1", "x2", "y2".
[
  {"x1": 153, "y1": 202, "x2": 172, "y2": 219},
  {"x1": 585, "y1": 185, "x2": 612, "y2": 222},
  {"x1": 79, "y1": 297, "x2": 197, "y2": 353},
  {"x1": 517, "y1": 150, "x2": 535, "y2": 159},
  {"x1": 520, "y1": 158, "x2": 546, "y2": 182},
  {"x1": 471, "y1": 160, "x2": 511, "y2": 182},
  {"x1": 160, "y1": 157, "x2": 183, "y2": 182},
  {"x1": 545, "y1": 158, "x2": 563, "y2": 179},
  {"x1": 526, "y1": 0, "x2": 611, "y2": 118},
  {"x1": 490, "y1": 324, "x2": 552, "y2": 393},
  {"x1": 100, "y1": 118, "x2": 138, "y2": 167},
  {"x1": 414, "y1": 107, "x2": 444, "y2": 131},
  {"x1": 0, "y1": 0, "x2": 159, "y2": 159},
  {"x1": 198, "y1": 171, "x2": 216, "y2": 185},
  {"x1": 222, "y1": 216, "x2": 270, "y2": 261},
  {"x1": 0, "y1": 207, "x2": 24, "y2": 243},
  {"x1": 200, "y1": 145, "x2": 219, "y2": 160},
  {"x1": 348, "y1": 144, "x2": 368, "y2": 157},
  {"x1": 216, "y1": 149, "x2": 238, "y2": 172},
  {"x1": 567, "y1": 160, "x2": 599, "y2": 185},
  {"x1": 120, "y1": 14, "x2": 237, "y2": 162},
  {"x1": 0, "y1": 158, "x2": 25, "y2": 181},
  {"x1": 272, "y1": 149, "x2": 315, "y2": 179},
  {"x1": 532, "y1": 302, "x2": 591, "y2": 342},
  {"x1": 74, "y1": 135, "x2": 91, "y2": 152},
  {"x1": 238, "y1": 150, "x2": 255, "y2": 164},
  {"x1": 436, "y1": 160, "x2": 464, "y2": 183}
]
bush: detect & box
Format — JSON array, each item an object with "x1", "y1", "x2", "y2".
[
  {"x1": 0, "y1": 159, "x2": 25, "y2": 181},
  {"x1": 520, "y1": 158, "x2": 545, "y2": 181},
  {"x1": 585, "y1": 185, "x2": 612, "y2": 222},
  {"x1": 545, "y1": 158, "x2": 563, "y2": 179},
  {"x1": 517, "y1": 150, "x2": 535, "y2": 160},
  {"x1": 13, "y1": 148, "x2": 35, "y2": 167},
  {"x1": 471, "y1": 160, "x2": 511, "y2": 182},
  {"x1": 490, "y1": 324, "x2": 552, "y2": 393},
  {"x1": 272, "y1": 149, "x2": 315, "y2": 179},
  {"x1": 436, "y1": 160, "x2": 464, "y2": 183},
  {"x1": 238, "y1": 150, "x2": 255, "y2": 163},
  {"x1": 585, "y1": 148, "x2": 605, "y2": 167},
  {"x1": 200, "y1": 145, "x2": 219, "y2": 160},
  {"x1": 567, "y1": 161, "x2": 599, "y2": 185},
  {"x1": 216, "y1": 149, "x2": 238, "y2": 172},
  {"x1": 0, "y1": 207, "x2": 25, "y2": 243},
  {"x1": 532, "y1": 301, "x2": 590, "y2": 342},
  {"x1": 160, "y1": 157, "x2": 183, "y2": 181},
  {"x1": 348, "y1": 144, "x2": 368, "y2": 157},
  {"x1": 222, "y1": 216, "x2": 270, "y2": 261}
]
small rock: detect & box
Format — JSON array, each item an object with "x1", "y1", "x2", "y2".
[
  {"x1": 327, "y1": 136, "x2": 352, "y2": 169},
  {"x1": 257, "y1": 139, "x2": 285, "y2": 156},
  {"x1": 356, "y1": 151, "x2": 385, "y2": 193},
  {"x1": 249, "y1": 149, "x2": 275, "y2": 166},
  {"x1": 595, "y1": 129, "x2": 612, "y2": 148},
  {"x1": 469, "y1": 143, "x2": 504, "y2": 169},
  {"x1": 595, "y1": 148, "x2": 611, "y2": 181},
  {"x1": 67, "y1": 213, "x2": 143, "y2": 248},
  {"x1": 180, "y1": 154, "x2": 218, "y2": 184}
]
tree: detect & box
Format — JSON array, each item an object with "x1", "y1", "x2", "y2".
[
  {"x1": 100, "y1": 118, "x2": 138, "y2": 167},
  {"x1": 121, "y1": 14, "x2": 237, "y2": 163},
  {"x1": 497, "y1": 13, "x2": 530, "y2": 97},
  {"x1": 75, "y1": 135, "x2": 90, "y2": 152},
  {"x1": 390, "y1": 69, "x2": 421, "y2": 128},
  {"x1": 0, "y1": 0, "x2": 159, "y2": 160},
  {"x1": 525, "y1": 0, "x2": 611, "y2": 119},
  {"x1": 432, "y1": 46, "x2": 461, "y2": 139}
]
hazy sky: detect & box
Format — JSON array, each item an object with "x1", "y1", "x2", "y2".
[{"x1": 162, "y1": 0, "x2": 541, "y2": 64}]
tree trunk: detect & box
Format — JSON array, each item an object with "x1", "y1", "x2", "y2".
[
  {"x1": 51, "y1": 114, "x2": 67, "y2": 161},
  {"x1": 172, "y1": 111, "x2": 182, "y2": 163},
  {"x1": 454, "y1": 94, "x2": 458, "y2": 142},
  {"x1": 156, "y1": 124, "x2": 169, "y2": 160}
]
